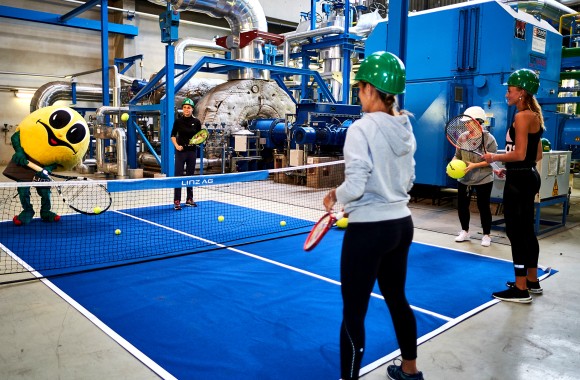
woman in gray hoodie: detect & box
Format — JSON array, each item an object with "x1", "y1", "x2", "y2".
[{"x1": 323, "y1": 51, "x2": 422, "y2": 380}]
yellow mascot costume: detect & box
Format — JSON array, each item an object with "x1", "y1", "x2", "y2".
[{"x1": 3, "y1": 106, "x2": 90, "y2": 225}]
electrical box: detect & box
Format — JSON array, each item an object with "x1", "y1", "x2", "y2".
[
  {"x1": 289, "y1": 150, "x2": 304, "y2": 166},
  {"x1": 491, "y1": 150, "x2": 572, "y2": 200},
  {"x1": 234, "y1": 135, "x2": 248, "y2": 152}
]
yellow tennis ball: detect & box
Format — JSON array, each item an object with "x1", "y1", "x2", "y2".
[
  {"x1": 218, "y1": 215, "x2": 224, "y2": 222},
  {"x1": 93, "y1": 206, "x2": 102, "y2": 214},
  {"x1": 336, "y1": 217, "x2": 348, "y2": 229},
  {"x1": 280, "y1": 220, "x2": 286, "y2": 226},
  {"x1": 446, "y1": 160, "x2": 467, "y2": 179},
  {"x1": 115, "y1": 229, "x2": 121, "y2": 235},
  {"x1": 121, "y1": 113, "x2": 129, "y2": 122}
]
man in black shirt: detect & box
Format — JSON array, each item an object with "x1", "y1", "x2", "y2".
[{"x1": 171, "y1": 98, "x2": 202, "y2": 210}]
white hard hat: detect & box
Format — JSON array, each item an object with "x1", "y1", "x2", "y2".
[{"x1": 463, "y1": 106, "x2": 486, "y2": 122}]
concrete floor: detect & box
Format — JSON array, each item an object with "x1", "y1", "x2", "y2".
[{"x1": 1, "y1": 176, "x2": 579, "y2": 380}]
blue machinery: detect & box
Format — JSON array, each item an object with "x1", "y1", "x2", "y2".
[{"x1": 4, "y1": 0, "x2": 580, "y2": 187}]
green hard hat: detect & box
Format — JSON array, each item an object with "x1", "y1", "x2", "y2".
[
  {"x1": 541, "y1": 137, "x2": 551, "y2": 152},
  {"x1": 182, "y1": 97, "x2": 194, "y2": 107},
  {"x1": 355, "y1": 51, "x2": 406, "y2": 94},
  {"x1": 506, "y1": 69, "x2": 539, "y2": 95}
]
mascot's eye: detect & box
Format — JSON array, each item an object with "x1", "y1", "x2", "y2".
[
  {"x1": 66, "y1": 123, "x2": 87, "y2": 144},
  {"x1": 49, "y1": 110, "x2": 72, "y2": 129}
]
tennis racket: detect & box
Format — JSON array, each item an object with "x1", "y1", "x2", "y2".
[
  {"x1": 303, "y1": 211, "x2": 344, "y2": 251},
  {"x1": 27, "y1": 162, "x2": 112, "y2": 215},
  {"x1": 445, "y1": 114, "x2": 500, "y2": 170},
  {"x1": 189, "y1": 129, "x2": 209, "y2": 145}
]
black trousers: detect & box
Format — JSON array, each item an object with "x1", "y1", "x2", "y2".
[
  {"x1": 173, "y1": 149, "x2": 197, "y2": 202},
  {"x1": 340, "y1": 216, "x2": 416, "y2": 379},
  {"x1": 457, "y1": 181, "x2": 493, "y2": 235},
  {"x1": 503, "y1": 168, "x2": 541, "y2": 277}
]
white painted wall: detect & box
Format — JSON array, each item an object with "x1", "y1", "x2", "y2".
[{"x1": 0, "y1": 0, "x2": 314, "y2": 164}]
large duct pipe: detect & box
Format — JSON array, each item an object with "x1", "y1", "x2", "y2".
[
  {"x1": 30, "y1": 68, "x2": 137, "y2": 112},
  {"x1": 148, "y1": 0, "x2": 269, "y2": 79},
  {"x1": 30, "y1": 81, "x2": 105, "y2": 112}
]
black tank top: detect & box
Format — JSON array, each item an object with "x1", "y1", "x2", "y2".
[{"x1": 505, "y1": 123, "x2": 543, "y2": 169}]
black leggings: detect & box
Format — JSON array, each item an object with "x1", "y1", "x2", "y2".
[
  {"x1": 174, "y1": 150, "x2": 197, "y2": 201},
  {"x1": 340, "y1": 216, "x2": 416, "y2": 379},
  {"x1": 457, "y1": 181, "x2": 493, "y2": 235},
  {"x1": 503, "y1": 168, "x2": 541, "y2": 277}
]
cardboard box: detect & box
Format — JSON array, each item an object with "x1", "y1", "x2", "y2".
[
  {"x1": 306, "y1": 157, "x2": 344, "y2": 188},
  {"x1": 273, "y1": 154, "x2": 291, "y2": 184}
]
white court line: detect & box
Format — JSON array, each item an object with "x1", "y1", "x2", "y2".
[
  {"x1": 0, "y1": 240, "x2": 177, "y2": 380},
  {"x1": 115, "y1": 209, "x2": 453, "y2": 322}
]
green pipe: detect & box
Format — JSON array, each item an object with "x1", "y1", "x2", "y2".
[
  {"x1": 560, "y1": 71, "x2": 580, "y2": 80},
  {"x1": 562, "y1": 47, "x2": 580, "y2": 58}
]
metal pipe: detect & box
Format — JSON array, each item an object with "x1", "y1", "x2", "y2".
[
  {"x1": 148, "y1": 0, "x2": 268, "y2": 79},
  {"x1": 174, "y1": 37, "x2": 228, "y2": 64},
  {"x1": 30, "y1": 81, "x2": 106, "y2": 112},
  {"x1": 282, "y1": 26, "x2": 344, "y2": 67},
  {"x1": 95, "y1": 106, "x2": 130, "y2": 178}
]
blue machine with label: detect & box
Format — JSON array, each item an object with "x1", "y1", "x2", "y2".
[{"x1": 365, "y1": 0, "x2": 563, "y2": 187}]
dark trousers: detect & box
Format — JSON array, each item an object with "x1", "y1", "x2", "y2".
[
  {"x1": 174, "y1": 150, "x2": 197, "y2": 202},
  {"x1": 457, "y1": 181, "x2": 493, "y2": 235},
  {"x1": 503, "y1": 168, "x2": 541, "y2": 277},
  {"x1": 340, "y1": 216, "x2": 416, "y2": 379}
]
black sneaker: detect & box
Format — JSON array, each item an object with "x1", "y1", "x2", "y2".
[
  {"x1": 506, "y1": 279, "x2": 543, "y2": 294},
  {"x1": 185, "y1": 198, "x2": 197, "y2": 207},
  {"x1": 492, "y1": 287, "x2": 532, "y2": 303},
  {"x1": 387, "y1": 364, "x2": 424, "y2": 380},
  {"x1": 174, "y1": 200, "x2": 182, "y2": 210}
]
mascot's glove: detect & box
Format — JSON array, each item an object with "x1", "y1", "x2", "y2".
[
  {"x1": 44, "y1": 164, "x2": 58, "y2": 173},
  {"x1": 12, "y1": 151, "x2": 29, "y2": 166},
  {"x1": 33, "y1": 170, "x2": 51, "y2": 182}
]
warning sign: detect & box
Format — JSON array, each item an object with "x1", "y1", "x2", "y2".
[
  {"x1": 532, "y1": 27, "x2": 547, "y2": 54},
  {"x1": 552, "y1": 177, "x2": 559, "y2": 197},
  {"x1": 515, "y1": 20, "x2": 526, "y2": 40}
]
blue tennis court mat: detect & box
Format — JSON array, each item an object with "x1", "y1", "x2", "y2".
[{"x1": 2, "y1": 204, "x2": 554, "y2": 379}]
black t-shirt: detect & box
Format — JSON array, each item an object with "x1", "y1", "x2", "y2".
[{"x1": 171, "y1": 115, "x2": 201, "y2": 151}]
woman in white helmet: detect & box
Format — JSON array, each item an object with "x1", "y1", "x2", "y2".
[{"x1": 451, "y1": 106, "x2": 498, "y2": 247}]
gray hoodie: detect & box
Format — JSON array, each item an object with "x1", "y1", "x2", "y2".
[{"x1": 335, "y1": 112, "x2": 416, "y2": 223}]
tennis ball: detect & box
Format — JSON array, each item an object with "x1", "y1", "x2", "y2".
[
  {"x1": 121, "y1": 113, "x2": 129, "y2": 122},
  {"x1": 336, "y1": 217, "x2": 348, "y2": 229},
  {"x1": 93, "y1": 206, "x2": 102, "y2": 214},
  {"x1": 280, "y1": 220, "x2": 286, "y2": 226},
  {"x1": 115, "y1": 229, "x2": 121, "y2": 235},
  {"x1": 446, "y1": 160, "x2": 467, "y2": 179},
  {"x1": 218, "y1": 215, "x2": 224, "y2": 222}
]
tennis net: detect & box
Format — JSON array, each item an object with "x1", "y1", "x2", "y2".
[{"x1": 0, "y1": 159, "x2": 345, "y2": 283}]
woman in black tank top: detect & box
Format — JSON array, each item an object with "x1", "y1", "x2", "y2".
[{"x1": 483, "y1": 69, "x2": 545, "y2": 304}]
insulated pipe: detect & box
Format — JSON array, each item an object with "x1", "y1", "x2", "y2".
[
  {"x1": 95, "y1": 106, "x2": 130, "y2": 178},
  {"x1": 282, "y1": 26, "x2": 344, "y2": 67},
  {"x1": 174, "y1": 37, "x2": 228, "y2": 64},
  {"x1": 30, "y1": 81, "x2": 105, "y2": 112},
  {"x1": 148, "y1": 0, "x2": 268, "y2": 79}
]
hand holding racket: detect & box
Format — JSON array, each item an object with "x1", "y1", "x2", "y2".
[
  {"x1": 445, "y1": 114, "x2": 500, "y2": 170},
  {"x1": 189, "y1": 129, "x2": 209, "y2": 145},
  {"x1": 303, "y1": 210, "x2": 344, "y2": 251},
  {"x1": 27, "y1": 162, "x2": 112, "y2": 215}
]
